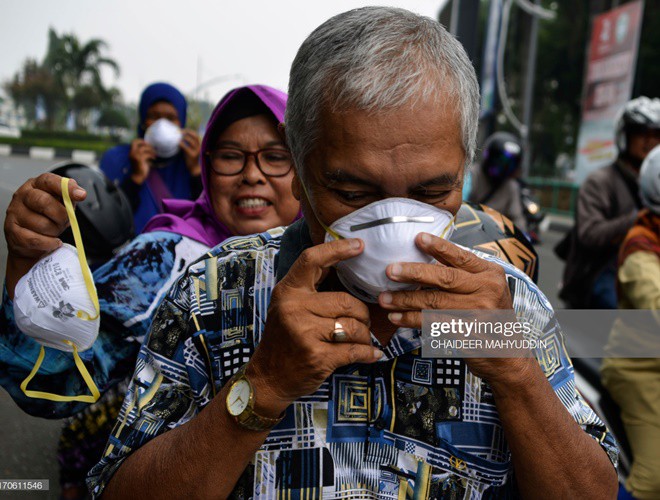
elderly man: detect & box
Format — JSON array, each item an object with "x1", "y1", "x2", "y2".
[{"x1": 90, "y1": 7, "x2": 618, "y2": 499}]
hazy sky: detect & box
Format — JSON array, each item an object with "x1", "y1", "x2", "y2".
[{"x1": 1, "y1": 0, "x2": 445, "y2": 104}]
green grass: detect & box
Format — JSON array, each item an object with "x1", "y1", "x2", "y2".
[{"x1": 0, "y1": 136, "x2": 118, "y2": 153}]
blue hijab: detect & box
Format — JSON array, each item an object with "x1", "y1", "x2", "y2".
[{"x1": 100, "y1": 82, "x2": 193, "y2": 234}]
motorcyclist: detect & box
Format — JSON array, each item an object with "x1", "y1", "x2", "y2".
[
  {"x1": 560, "y1": 96, "x2": 660, "y2": 309},
  {"x1": 469, "y1": 132, "x2": 527, "y2": 232}
]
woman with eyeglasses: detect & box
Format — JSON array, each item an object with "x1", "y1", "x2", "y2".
[
  {"x1": 1, "y1": 85, "x2": 299, "y2": 498},
  {"x1": 142, "y1": 85, "x2": 299, "y2": 245}
]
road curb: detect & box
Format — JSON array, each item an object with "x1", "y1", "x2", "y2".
[{"x1": 0, "y1": 144, "x2": 98, "y2": 164}]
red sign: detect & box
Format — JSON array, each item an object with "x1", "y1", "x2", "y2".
[
  {"x1": 582, "y1": 1, "x2": 644, "y2": 122},
  {"x1": 575, "y1": 1, "x2": 644, "y2": 182}
]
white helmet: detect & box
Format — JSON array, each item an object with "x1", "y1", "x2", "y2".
[
  {"x1": 615, "y1": 96, "x2": 660, "y2": 153},
  {"x1": 639, "y1": 145, "x2": 660, "y2": 214}
]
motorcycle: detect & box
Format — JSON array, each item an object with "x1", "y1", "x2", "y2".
[{"x1": 518, "y1": 179, "x2": 547, "y2": 244}]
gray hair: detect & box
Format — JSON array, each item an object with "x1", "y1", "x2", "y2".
[{"x1": 286, "y1": 6, "x2": 480, "y2": 175}]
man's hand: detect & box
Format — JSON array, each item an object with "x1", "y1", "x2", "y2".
[
  {"x1": 4, "y1": 173, "x2": 87, "y2": 298},
  {"x1": 377, "y1": 232, "x2": 528, "y2": 382},
  {"x1": 128, "y1": 138, "x2": 157, "y2": 185},
  {"x1": 180, "y1": 129, "x2": 201, "y2": 176},
  {"x1": 248, "y1": 238, "x2": 383, "y2": 416}
]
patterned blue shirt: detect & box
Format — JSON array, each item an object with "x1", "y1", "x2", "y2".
[
  {"x1": 0, "y1": 231, "x2": 208, "y2": 418},
  {"x1": 88, "y1": 221, "x2": 618, "y2": 498}
]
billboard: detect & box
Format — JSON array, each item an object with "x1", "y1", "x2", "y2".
[{"x1": 574, "y1": 0, "x2": 644, "y2": 183}]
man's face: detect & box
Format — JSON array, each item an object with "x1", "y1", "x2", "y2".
[
  {"x1": 295, "y1": 99, "x2": 466, "y2": 245},
  {"x1": 627, "y1": 127, "x2": 660, "y2": 165}
]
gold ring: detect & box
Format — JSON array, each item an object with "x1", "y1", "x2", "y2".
[{"x1": 332, "y1": 321, "x2": 347, "y2": 342}]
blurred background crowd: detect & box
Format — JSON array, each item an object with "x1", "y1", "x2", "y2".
[{"x1": 0, "y1": 1, "x2": 658, "y2": 499}]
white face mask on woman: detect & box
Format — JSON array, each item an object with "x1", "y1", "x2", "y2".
[
  {"x1": 144, "y1": 118, "x2": 182, "y2": 159},
  {"x1": 13, "y1": 177, "x2": 100, "y2": 403},
  {"x1": 321, "y1": 198, "x2": 455, "y2": 303}
]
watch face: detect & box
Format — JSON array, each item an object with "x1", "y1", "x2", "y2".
[{"x1": 227, "y1": 379, "x2": 251, "y2": 416}]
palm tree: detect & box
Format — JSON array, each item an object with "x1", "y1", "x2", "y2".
[
  {"x1": 44, "y1": 28, "x2": 120, "y2": 129},
  {"x1": 4, "y1": 58, "x2": 61, "y2": 129}
]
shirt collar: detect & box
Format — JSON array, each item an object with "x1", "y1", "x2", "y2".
[{"x1": 275, "y1": 218, "x2": 315, "y2": 283}]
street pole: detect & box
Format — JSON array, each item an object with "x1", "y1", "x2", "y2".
[
  {"x1": 449, "y1": 0, "x2": 481, "y2": 62},
  {"x1": 521, "y1": 0, "x2": 540, "y2": 178}
]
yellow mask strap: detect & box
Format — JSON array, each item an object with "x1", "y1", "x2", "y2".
[
  {"x1": 61, "y1": 177, "x2": 100, "y2": 321},
  {"x1": 300, "y1": 181, "x2": 342, "y2": 240},
  {"x1": 20, "y1": 341, "x2": 101, "y2": 403},
  {"x1": 20, "y1": 178, "x2": 101, "y2": 403}
]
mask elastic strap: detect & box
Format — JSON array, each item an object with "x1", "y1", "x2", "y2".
[
  {"x1": 61, "y1": 177, "x2": 100, "y2": 321},
  {"x1": 20, "y1": 341, "x2": 101, "y2": 403},
  {"x1": 299, "y1": 182, "x2": 342, "y2": 240},
  {"x1": 20, "y1": 177, "x2": 101, "y2": 403}
]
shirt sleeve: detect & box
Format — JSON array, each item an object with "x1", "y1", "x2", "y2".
[
  {"x1": 87, "y1": 270, "x2": 206, "y2": 498},
  {"x1": 540, "y1": 316, "x2": 620, "y2": 468},
  {"x1": 577, "y1": 175, "x2": 637, "y2": 249},
  {"x1": 0, "y1": 234, "x2": 181, "y2": 418},
  {"x1": 618, "y1": 251, "x2": 660, "y2": 310},
  {"x1": 507, "y1": 267, "x2": 620, "y2": 469},
  {"x1": 478, "y1": 250, "x2": 621, "y2": 470}
]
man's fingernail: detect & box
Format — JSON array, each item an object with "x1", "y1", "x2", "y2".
[
  {"x1": 73, "y1": 188, "x2": 86, "y2": 198},
  {"x1": 374, "y1": 349, "x2": 385, "y2": 360},
  {"x1": 388, "y1": 312, "x2": 402, "y2": 323},
  {"x1": 420, "y1": 233, "x2": 432, "y2": 245},
  {"x1": 349, "y1": 239, "x2": 361, "y2": 250},
  {"x1": 380, "y1": 292, "x2": 392, "y2": 304},
  {"x1": 390, "y1": 263, "x2": 402, "y2": 277}
]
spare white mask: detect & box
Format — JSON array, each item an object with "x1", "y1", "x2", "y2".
[
  {"x1": 323, "y1": 198, "x2": 455, "y2": 303},
  {"x1": 13, "y1": 177, "x2": 100, "y2": 403},
  {"x1": 144, "y1": 118, "x2": 182, "y2": 159}
]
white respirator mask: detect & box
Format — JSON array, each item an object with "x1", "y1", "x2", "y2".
[
  {"x1": 321, "y1": 197, "x2": 455, "y2": 303},
  {"x1": 144, "y1": 118, "x2": 182, "y2": 159},
  {"x1": 13, "y1": 177, "x2": 100, "y2": 403}
]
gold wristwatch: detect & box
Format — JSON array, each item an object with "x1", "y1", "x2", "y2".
[{"x1": 225, "y1": 364, "x2": 284, "y2": 432}]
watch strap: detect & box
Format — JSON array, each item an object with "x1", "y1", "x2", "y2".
[{"x1": 228, "y1": 364, "x2": 285, "y2": 432}]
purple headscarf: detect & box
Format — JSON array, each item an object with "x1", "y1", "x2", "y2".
[{"x1": 142, "y1": 85, "x2": 291, "y2": 247}]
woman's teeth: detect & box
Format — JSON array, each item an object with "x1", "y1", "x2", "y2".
[{"x1": 236, "y1": 198, "x2": 270, "y2": 208}]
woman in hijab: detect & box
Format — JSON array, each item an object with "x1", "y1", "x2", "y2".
[
  {"x1": 0, "y1": 85, "x2": 298, "y2": 498},
  {"x1": 100, "y1": 82, "x2": 203, "y2": 233}
]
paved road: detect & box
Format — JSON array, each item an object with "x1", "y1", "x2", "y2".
[
  {"x1": 0, "y1": 154, "x2": 572, "y2": 497},
  {"x1": 0, "y1": 156, "x2": 70, "y2": 499}
]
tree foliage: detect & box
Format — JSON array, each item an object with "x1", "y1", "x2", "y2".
[
  {"x1": 484, "y1": 0, "x2": 659, "y2": 177},
  {"x1": 4, "y1": 28, "x2": 122, "y2": 131}
]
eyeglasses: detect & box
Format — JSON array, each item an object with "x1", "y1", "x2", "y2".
[{"x1": 206, "y1": 147, "x2": 293, "y2": 177}]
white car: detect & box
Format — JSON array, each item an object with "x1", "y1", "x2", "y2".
[{"x1": 0, "y1": 122, "x2": 20, "y2": 138}]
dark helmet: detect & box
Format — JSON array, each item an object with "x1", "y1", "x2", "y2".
[
  {"x1": 481, "y1": 132, "x2": 523, "y2": 185},
  {"x1": 452, "y1": 201, "x2": 538, "y2": 283},
  {"x1": 50, "y1": 163, "x2": 134, "y2": 266},
  {"x1": 615, "y1": 96, "x2": 660, "y2": 154}
]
